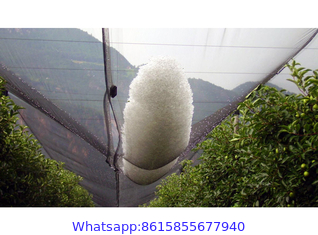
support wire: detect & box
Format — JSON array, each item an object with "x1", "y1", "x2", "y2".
[{"x1": 102, "y1": 28, "x2": 121, "y2": 207}]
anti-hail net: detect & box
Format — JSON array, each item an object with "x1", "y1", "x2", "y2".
[{"x1": 1, "y1": 28, "x2": 317, "y2": 206}]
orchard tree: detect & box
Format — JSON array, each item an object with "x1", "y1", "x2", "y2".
[
  {"x1": 0, "y1": 77, "x2": 94, "y2": 207},
  {"x1": 145, "y1": 61, "x2": 318, "y2": 207}
]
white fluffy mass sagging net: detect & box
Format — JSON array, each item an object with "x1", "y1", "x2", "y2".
[{"x1": 121, "y1": 57, "x2": 194, "y2": 185}]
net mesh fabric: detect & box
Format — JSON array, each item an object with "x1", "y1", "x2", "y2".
[{"x1": 1, "y1": 28, "x2": 317, "y2": 206}]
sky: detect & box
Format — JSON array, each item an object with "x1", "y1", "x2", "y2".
[{"x1": 81, "y1": 28, "x2": 318, "y2": 93}]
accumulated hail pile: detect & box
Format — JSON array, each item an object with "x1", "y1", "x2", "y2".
[{"x1": 121, "y1": 57, "x2": 194, "y2": 185}]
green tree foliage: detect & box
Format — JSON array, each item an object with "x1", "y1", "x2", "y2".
[
  {"x1": 145, "y1": 61, "x2": 318, "y2": 207},
  {"x1": 0, "y1": 77, "x2": 94, "y2": 206}
]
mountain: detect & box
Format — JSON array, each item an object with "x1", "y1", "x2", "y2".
[
  {"x1": 1, "y1": 28, "x2": 276, "y2": 127},
  {"x1": 0, "y1": 28, "x2": 137, "y2": 104},
  {"x1": 0, "y1": 28, "x2": 139, "y2": 143},
  {"x1": 232, "y1": 81, "x2": 294, "y2": 96},
  {"x1": 187, "y1": 78, "x2": 238, "y2": 123},
  {"x1": 0, "y1": 28, "x2": 136, "y2": 91},
  {"x1": 188, "y1": 78, "x2": 237, "y2": 103}
]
